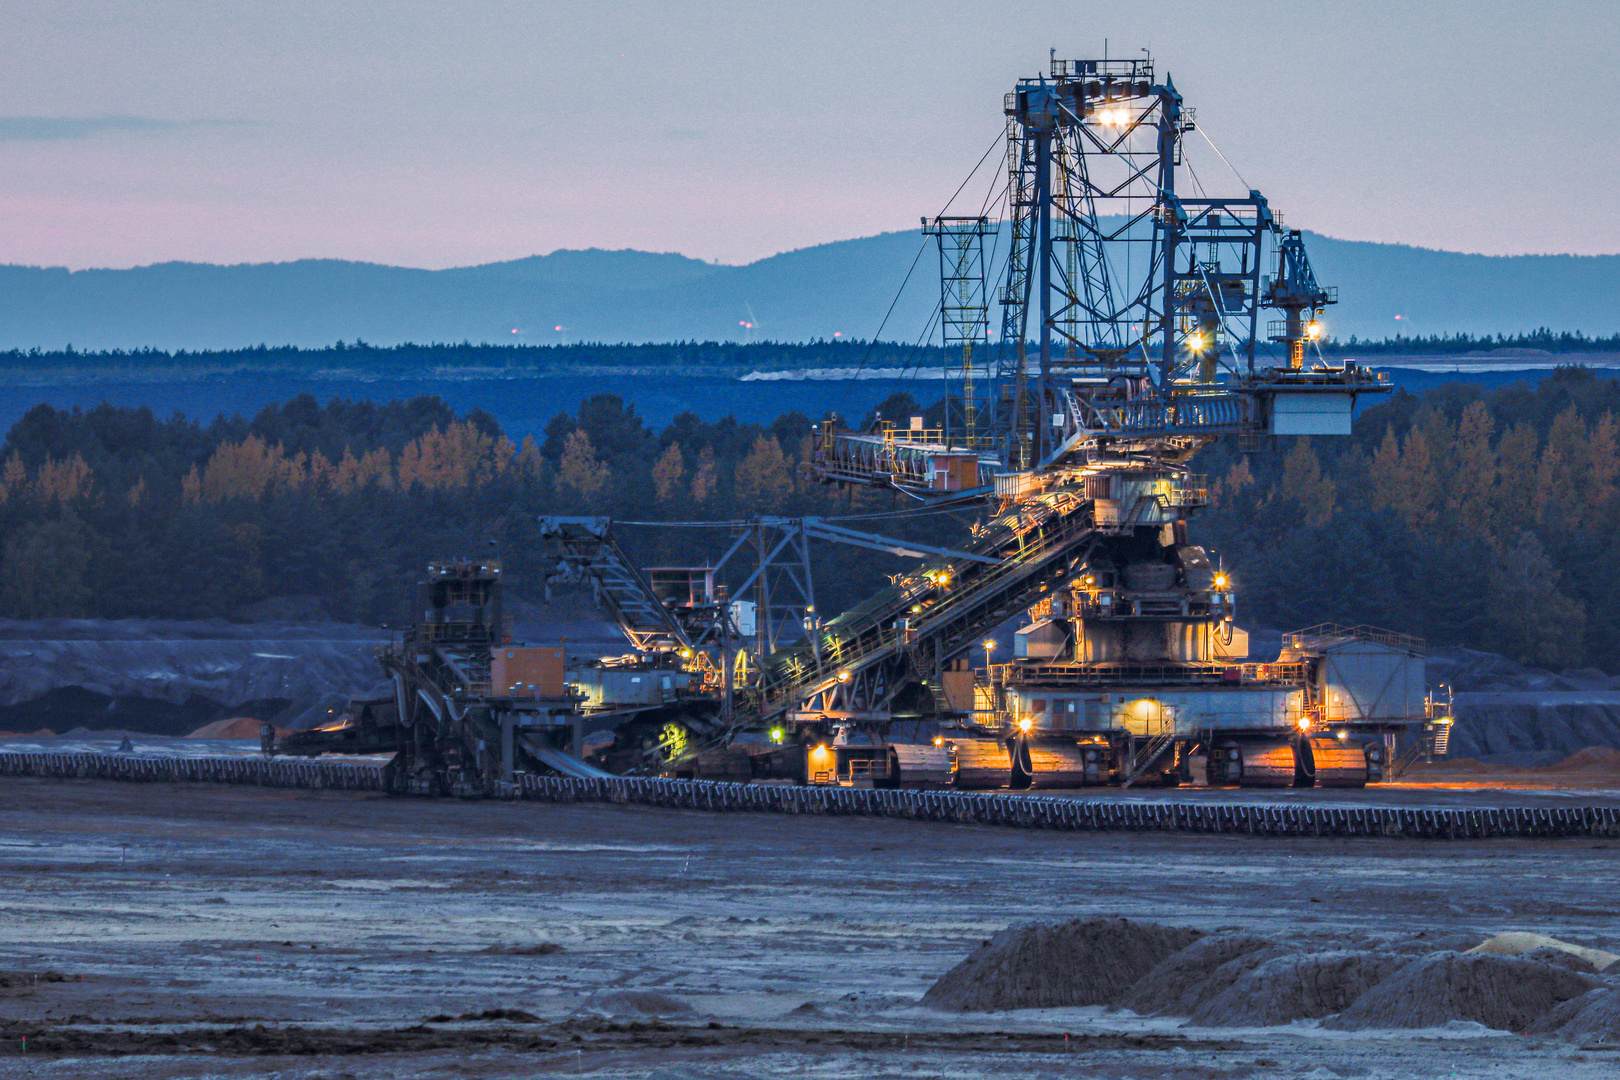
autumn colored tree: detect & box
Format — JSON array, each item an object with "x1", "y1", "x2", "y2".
[
  {"x1": 1275, "y1": 439, "x2": 1335, "y2": 528},
  {"x1": 652, "y1": 442, "x2": 686, "y2": 502},
  {"x1": 1447, "y1": 400, "x2": 1497, "y2": 539},
  {"x1": 690, "y1": 446, "x2": 717, "y2": 504},
  {"x1": 1583, "y1": 413, "x2": 1619, "y2": 531},
  {"x1": 1393, "y1": 429, "x2": 1440, "y2": 529},
  {"x1": 734, "y1": 435, "x2": 792, "y2": 511},
  {"x1": 32, "y1": 454, "x2": 94, "y2": 504},
  {"x1": 1368, "y1": 426, "x2": 1404, "y2": 515},
  {"x1": 556, "y1": 429, "x2": 610, "y2": 502},
  {"x1": 0, "y1": 454, "x2": 24, "y2": 503},
  {"x1": 1212, "y1": 456, "x2": 1254, "y2": 507},
  {"x1": 512, "y1": 435, "x2": 544, "y2": 480},
  {"x1": 1494, "y1": 421, "x2": 1540, "y2": 528}
]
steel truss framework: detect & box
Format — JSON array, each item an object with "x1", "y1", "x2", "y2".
[
  {"x1": 986, "y1": 55, "x2": 1327, "y2": 465},
  {"x1": 923, "y1": 215, "x2": 993, "y2": 445}
]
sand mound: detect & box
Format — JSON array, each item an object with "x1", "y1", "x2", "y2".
[
  {"x1": 1550, "y1": 745, "x2": 1620, "y2": 772},
  {"x1": 1188, "y1": 950, "x2": 1410, "y2": 1027},
  {"x1": 1531, "y1": 987, "x2": 1620, "y2": 1039},
  {"x1": 186, "y1": 717, "x2": 271, "y2": 739},
  {"x1": 589, "y1": 989, "x2": 693, "y2": 1017},
  {"x1": 1467, "y1": 932, "x2": 1618, "y2": 972},
  {"x1": 1324, "y1": 951, "x2": 1597, "y2": 1032},
  {"x1": 922, "y1": 917, "x2": 1201, "y2": 1012},
  {"x1": 1120, "y1": 933, "x2": 1279, "y2": 1016}
]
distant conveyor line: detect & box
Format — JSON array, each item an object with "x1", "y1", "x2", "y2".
[{"x1": 4, "y1": 752, "x2": 1619, "y2": 841}]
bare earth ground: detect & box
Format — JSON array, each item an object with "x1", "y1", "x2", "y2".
[{"x1": 2, "y1": 778, "x2": 1619, "y2": 1079}]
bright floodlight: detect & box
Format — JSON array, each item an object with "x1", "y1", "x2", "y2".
[{"x1": 1307, "y1": 321, "x2": 1323, "y2": 339}]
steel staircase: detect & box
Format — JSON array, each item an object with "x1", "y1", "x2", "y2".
[{"x1": 1120, "y1": 727, "x2": 1177, "y2": 788}]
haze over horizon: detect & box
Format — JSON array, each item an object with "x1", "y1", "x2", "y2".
[{"x1": 1, "y1": 2, "x2": 1615, "y2": 273}]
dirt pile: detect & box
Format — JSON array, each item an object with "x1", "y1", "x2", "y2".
[
  {"x1": 1324, "y1": 951, "x2": 1597, "y2": 1032},
  {"x1": 922, "y1": 918, "x2": 1202, "y2": 1012},
  {"x1": 1120, "y1": 933, "x2": 1280, "y2": 1016},
  {"x1": 186, "y1": 717, "x2": 277, "y2": 739},
  {"x1": 1552, "y1": 745, "x2": 1620, "y2": 771},
  {"x1": 1518, "y1": 947, "x2": 1600, "y2": 974},
  {"x1": 1378, "y1": 930, "x2": 1489, "y2": 956},
  {"x1": 1188, "y1": 950, "x2": 1410, "y2": 1027},
  {"x1": 1531, "y1": 988, "x2": 1620, "y2": 1039}
]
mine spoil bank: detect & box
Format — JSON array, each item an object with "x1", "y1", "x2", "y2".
[{"x1": 926, "y1": 917, "x2": 1618, "y2": 1038}]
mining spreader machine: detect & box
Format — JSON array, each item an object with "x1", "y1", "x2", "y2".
[{"x1": 271, "y1": 52, "x2": 1443, "y2": 794}]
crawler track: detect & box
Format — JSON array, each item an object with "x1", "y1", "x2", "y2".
[{"x1": 3, "y1": 751, "x2": 1618, "y2": 840}]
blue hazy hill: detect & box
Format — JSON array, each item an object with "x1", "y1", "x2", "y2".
[{"x1": 0, "y1": 229, "x2": 1616, "y2": 351}]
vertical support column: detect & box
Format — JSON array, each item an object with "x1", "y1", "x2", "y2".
[
  {"x1": 754, "y1": 521, "x2": 771, "y2": 657},
  {"x1": 500, "y1": 714, "x2": 515, "y2": 782},
  {"x1": 1036, "y1": 131, "x2": 1052, "y2": 465},
  {"x1": 797, "y1": 522, "x2": 823, "y2": 678},
  {"x1": 1156, "y1": 83, "x2": 1182, "y2": 394}
]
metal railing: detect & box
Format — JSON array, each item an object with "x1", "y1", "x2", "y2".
[{"x1": 1283, "y1": 624, "x2": 1424, "y2": 655}]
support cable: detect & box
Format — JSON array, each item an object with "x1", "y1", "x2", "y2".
[{"x1": 832, "y1": 235, "x2": 931, "y2": 419}]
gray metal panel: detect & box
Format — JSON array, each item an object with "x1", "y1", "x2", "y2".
[
  {"x1": 890, "y1": 743, "x2": 952, "y2": 785},
  {"x1": 1319, "y1": 641, "x2": 1425, "y2": 722},
  {"x1": 1270, "y1": 393, "x2": 1352, "y2": 436}
]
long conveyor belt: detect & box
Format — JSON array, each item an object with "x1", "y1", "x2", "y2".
[
  {"x1": 749, "y1": 489, "x2": 1099, "y2": 722},
  {"x1": 3, "y1": 751, "x2": 1617, "y2": 841}
]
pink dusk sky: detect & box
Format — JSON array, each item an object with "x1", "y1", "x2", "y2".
[{"x1": 0, "y1": 1, "x2": 1615, "y2": 271}]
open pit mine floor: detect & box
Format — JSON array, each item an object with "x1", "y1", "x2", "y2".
[{"x1": 2, "y1": 779, "x2": 1619, "y2": 1079}]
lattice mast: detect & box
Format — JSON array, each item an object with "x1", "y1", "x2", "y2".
[
  {"x1": 989, "y1": 54, "x2": 1280, "y2": 465},
  {"x1": 923, "y1": 215, "x2": 993, "y2": 446}
]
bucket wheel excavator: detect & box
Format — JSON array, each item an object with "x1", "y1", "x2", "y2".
[{"x1": 274, "y1": 52, "x2": 1434, "y2": 793}]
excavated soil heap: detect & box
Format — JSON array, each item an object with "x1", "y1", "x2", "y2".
[
  {"x1": 1324, "y1": 951, "x2": 1597, "y2": 1032},
  {"x1": 187, "y1": 717, "x2": 273, "y2": 739},
  {"x1": 922, "y1": 917, "x2": 1201, "y2": 1012},
  {"x1": 1531, "y1": 988, "x2": 1620, "y2": 1039},
  {"x1": 1378, "y1": 930, "x2": 1488, "y2": 956},
  {"x1": 1188, "y1": 950, "x2": 1410, "y2": 1027},
  {"x1": 1518, "y1": 946, "x2": 1600, "y2": 974},
  {"x1": 1120, "y1": 933, "x2": 1281, "y2": 1017}
]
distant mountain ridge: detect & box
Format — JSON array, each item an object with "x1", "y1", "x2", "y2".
[{"x1": 1, "y1": 229, "x2": 1617, "y2": 351}]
